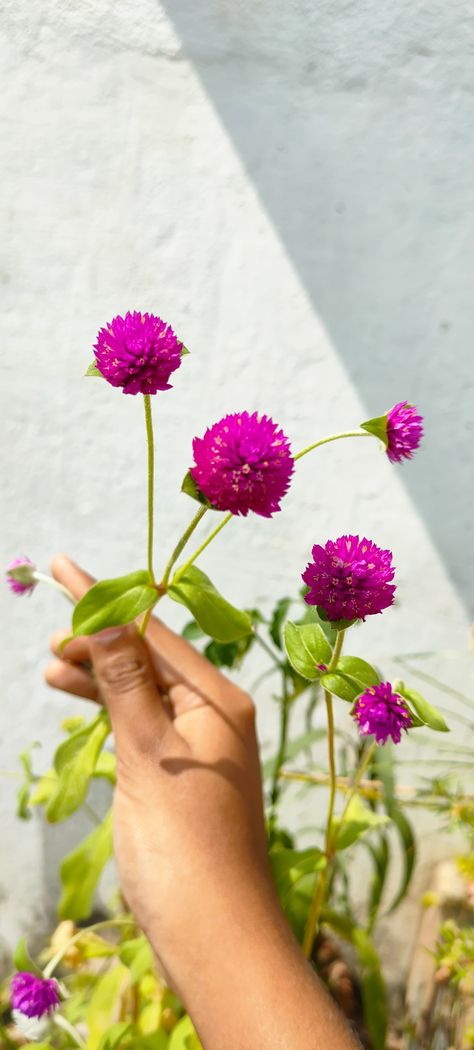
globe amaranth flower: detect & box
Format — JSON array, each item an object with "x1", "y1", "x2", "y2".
[
  {"x1": 302, "y1": 535, "x2": 395, "y2": 621},
  {"x1": 93, "y1": 311, "x2": 183, "y2": 395},
  {"x1": 386, "y1": 401, "x2": 423, "y2": 463},
  {"x1": 353, "y1": 681, "x2": 412, "y2": 745},
  {"x1": 6, "y1": 556, "x2": 37, "y2": 596},
  {"x1": 190, "y1": 411, "x2": 294, "y2": 517},
  {"x1": 11, "y1": 972, "x2": 60, "y2": 1041}
]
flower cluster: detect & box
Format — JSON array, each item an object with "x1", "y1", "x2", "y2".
[
  {"x1": 93, "y1": 311, "x2": 183, "y2": 395},
  {"x1": 190, "y1": 411, "x2": 294, "y2": 517},
  {"x1": 10, "y1": 972, "x2": 60, "y2": 1040},
  {"x1": 386, "y1": 401, "x2": 423, "y2": 464},
  {"x1": 353, "y1": 682, "x2": 412, "y2": 745},
  {"x1": 302, "y1": 535, "x2": 395, "y2": 622},
  {"x1": 6, "y1": 556, "x2": 37, "y2": 596}
]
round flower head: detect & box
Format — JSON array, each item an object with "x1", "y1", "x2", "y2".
[
  {"x1": 302, "y1": 535, "x2": 395, "y2": 621},
  {"x1": 6, "y1": 556, "x2": 37, "y2": 596},
  {"x1": 190, "y1": 411, "x2": 294, "y2": 517},
  {"x1": 386, "y1": 401, "x2": 423, "y2": 463},
  {"x1": 93, "y1": 311, "x2": 183, "y2": 395},
  {"x1": 11, "y1": 973, "x2": 60, "y2": 1040},
  {"x1": 353, "y1": 682, "x2": 412, "y2": 745}
]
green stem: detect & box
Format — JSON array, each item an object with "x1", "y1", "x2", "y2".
[
  {"x1": 254, "y1": 631, "x2": 284, "y2": 668},
  {"x1": 161, "y1": 506, "x2": 208, "y2": 587},
  {"x1": 295, "y1": 430, "x2": 371, "y2": 461},
  {"x1": 53, "y1": 1014, "x2": 87, "y2": 1049},
  {"x1": 269, "y1": 670, "x2": 292, "y2": 831},
  {"x1": 43, "y1": 918, "x2": 134, "y2": 978},
  {"x1": 302, "y1": 629, "x2": 345, "y2": 959},
  {"x1": 173, "y1": 512, "x2": 233, "y2": 581},
  {"x1": 31, "y1": 572, "x2": 75, "y2": 604},
  {"x1": 143, "y1": 394, "x2": 155, "y2": 584},
  {"x1": 338, "y1": 741, "x2": 377, "y2": 826}
]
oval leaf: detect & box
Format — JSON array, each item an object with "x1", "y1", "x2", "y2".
[
  {"x1": 320, "y1": 671, "x2": 360, "y2": 703},
  {"x1": 85, "y1": 361, "x2": 102, "y2": 377},
  {"x1": 168, "y1": 565, "x2": 252, "y2": 643},
  {"x1": 336, "y1": 656, "x2": 380, "y2": 688},
  {"x1": 333, "y1": 795, "x2": 389, "y2": 851},
  {"x1": 59, "y1": 809, "x2": 113, "y2": 921},
  {"x1": 398, "y1": 684, "x2": 449, "y2": 732},
  {"x1": 284, "y1": 622, "x2": 320, "y2": 680},
  {"x1": 72, "y1": 571, "x2": 157, "y2": 636},
  {"x1": 46, "y1": 711, "x2": 110, "y2": 822}
]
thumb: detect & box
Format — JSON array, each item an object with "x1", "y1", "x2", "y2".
[{"x1": 88, "y1": 624, "x2": 172, "y2": 753}]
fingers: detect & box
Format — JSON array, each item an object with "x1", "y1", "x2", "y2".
[
  {"x1": 51, "y1": 555, "x2": 95, "y2": 602},
  {"x1": 88, "y1": 624, "x2": 175, "y2": 754},
  {"x1": 45, "y1": 659, "x2": 99, "y2": 701}
]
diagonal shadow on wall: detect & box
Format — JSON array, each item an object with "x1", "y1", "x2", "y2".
[{"x1": 159, "y1": 0, "x2": 474, "y2": 614}]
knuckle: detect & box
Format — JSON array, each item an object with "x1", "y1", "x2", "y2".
[
  {"x1": 236, "y1": 689, "x2": 256, "y2": 727},
  {"x1": 100, "y1": 653, "x2": 150, "y2": 695}
]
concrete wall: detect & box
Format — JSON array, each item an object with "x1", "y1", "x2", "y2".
[{"x1": 1, "y1": 0, "x2": 473, "y2": 976}]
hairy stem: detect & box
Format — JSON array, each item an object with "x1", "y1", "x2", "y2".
[
  {"x1": 143, "y1": 394, "x2": 155, "y2": 584},
  {"x1": 43, "y1": 918, "x2": 135, "y2": 978},
  {"x1": 161, "y1": 506, "x2": 208, "y2": 587},
  {"x1": 173, "y1": 512, "x2": 233, "y2": 581},
  {"x1": 295, "y1": 430, "x2": 371, "y2": 461},
  {"x1": 302, "y1": 628, "x2": 345, "y2": 959}
]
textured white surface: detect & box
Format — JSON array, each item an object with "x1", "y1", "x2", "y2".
[{"x1": 1, "y1": 0, "x2": 473, "y2": 975}]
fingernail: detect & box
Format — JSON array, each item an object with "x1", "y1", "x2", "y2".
[{"x1": 93, "y1": 626, "x2": 130, "y2": 646}]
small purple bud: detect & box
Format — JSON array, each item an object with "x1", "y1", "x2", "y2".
[{"x1": 6, "y1": 557, "x2": 37, "y2": 596}]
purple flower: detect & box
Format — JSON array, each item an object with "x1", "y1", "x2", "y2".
[
  {"x1": 6, "y1": 556, "x2": 37, "y2": 596},
  {"x1": 190, "y1": 411, "x2": 294, "y2": 517},
  {"x1": 386, "y1": 401, "x2": 423, "y2": 463},
  {"x1": 353, "y1": 681, "x2": 412, "y2": 744},
  {"x1": 93, "y1": 311, "x2": 183, "y2": 395},
  {"x1": 302, "y1": 535, "x2": 395, "y2": 621},
  {"x1": 11, "y1": 973, "x2": 60, "y2": 1039}
]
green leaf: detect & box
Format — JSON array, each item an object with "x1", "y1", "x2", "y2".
[
  {"x1": 128, "y1": 1036, "x2": 169, "y2": 1050},
  {"x1": 322, "y1": 911, "x2": 388, "y2": 1050},
  {"x1": 29, "y1": 769, "x2": 57, "y2": 807},
  {"x1": 180, "y1": 344, "x2": 191, "y2": 356},
  {"x1": 46, "y1": 711, "x2": 110, "y2": 822},
  {"x1": 86, "y1": 963, "x2": 131, "y2": 1050},
  {"x1": 182, "y1": 619, "x2": 206, "y2": 641},
  {"x1": 72, "y1": 571, "x2": 157, "y2": 636},
  {"x1": 168, "y1": 566, "x2": 252, "y2": 643},
  {"x1": 386, "y1": 806, "x2": 416, "y2": 913},
  {"x1": 96, "y1": 1023, "x2": 133, "y2": 1050},
  {"x1": 365, "y1": 835, "x2": 390, "y2": 932},
  {"x1": 320, "y1": 671, "x2": 360, "y2": 703},
  {"x1": 336, "y1": 656, "x2": 380, "y2": 689},
  {"x1": 270, "y1": 847, "x2": 325, "y2": 900},
  {"x1": 59, "y1": 809, "x2": 113, "y2": 921},
  {"x1": 284, "y1": 622, "x2": 321, "y2": 680},
  {"x1": 119, "y1": 936, "x2": 154, "y2": 983},
  {"x1": 333, "y1": 795, "x2": 390, "y2": 851},
  {"x1": 360, "y1": 413, "x2": 389, "y2": 449},
  {"x1": 169, "y1": 1016, "x2": 203, "y2": 1050},
  {"x1": 16, "y1": 744, "x2": 39, "y2": 820},
  {"x1": 85, "y1": 361, "x2": 102, "y2": 377},
  {"x1": 398, "y1": 684, "x2": 449, "y2": 732},
  {"x1": 94, "y1": 750, "x2": 117, "y2": 784},
  {"x1": 13, "y1": 937, "x2": 42, "y2": 976},
  {"x1": 269, "y1": 598, "x2": 292, "y2": 650},
  {"x1": 316, "y1": 605, "x2": 357, "y2": 630},
  {"x1": 181, "y1": 471, "x2": 214, "y2": 508}
]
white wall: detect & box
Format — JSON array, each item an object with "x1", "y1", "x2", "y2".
[{"x1": 1, "y1": 0, "x2": 473, "y2": 977}]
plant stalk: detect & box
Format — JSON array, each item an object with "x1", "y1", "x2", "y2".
[
  {"x1": 172, "y1": 512, "x2": 233, "y2": 581},
  {"x1": 295, "y1": 430, "x2": 371, "y2": 461},
  {"x1": 302, "y1": 628, "x2": 344, "y2": 958},
  {"x1": 161, "y1": 506, "x2": 208, "y2": 587},
  {"x1": 143, "y1": 394, "x2": 155, "y2": 584}
]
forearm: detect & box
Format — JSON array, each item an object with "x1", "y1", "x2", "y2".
[{"x1": 153, "y1": 874, "x2": 359, "y2": 1050}]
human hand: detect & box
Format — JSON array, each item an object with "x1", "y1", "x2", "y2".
[{"x1": 46, "y1": 555, "x2": 358, "y2": 1050}]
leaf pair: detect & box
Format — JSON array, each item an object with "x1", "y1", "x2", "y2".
[{"x1": 72, "y1": 567, "x2": 252, "y2": 645}]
